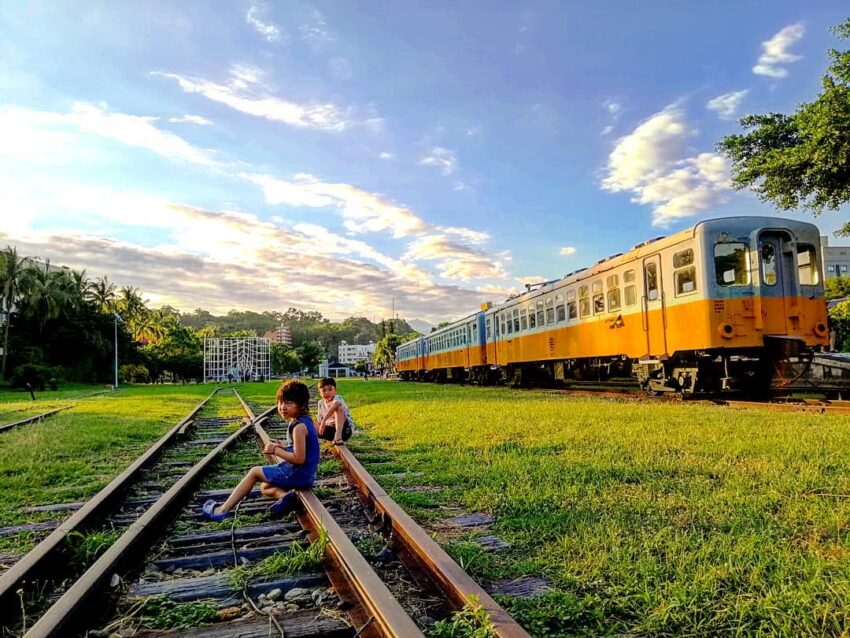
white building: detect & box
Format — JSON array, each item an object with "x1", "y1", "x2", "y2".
[
  {"x1": 821, "y1": 235, "x2": 850, "y2": 278},
  {"x1": 337, "y1": 341, "x2": 376, "y2": 366}
]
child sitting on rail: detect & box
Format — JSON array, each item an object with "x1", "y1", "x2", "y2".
[
  {"x1": 315, "y1": 377, "x2": 355, "y2": 445},
  {"x1": 201, "y1": 380, "x2": 320, "y2": 520}
]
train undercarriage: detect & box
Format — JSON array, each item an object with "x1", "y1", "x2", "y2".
[{"x1": 400, "y1": 340, "x2": 850, "y2": 397}]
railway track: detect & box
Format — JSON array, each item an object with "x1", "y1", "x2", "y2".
[
  {"x1": 3, "y1": 388, "x2": 529, "y2": 638},
  {"x1": 0, "y1": 406, "x2": 71, "y2": 434}
]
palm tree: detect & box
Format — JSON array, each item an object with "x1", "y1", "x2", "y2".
[
  {"x1": 20, "y1": 260, "x2": 70, "y2": 334},
  {"x1": 0, "y1": 246, "x2": 30, "y2": 379},
  {"x1": 88, "y1": 275, "x2": 116, "y2": 312}
]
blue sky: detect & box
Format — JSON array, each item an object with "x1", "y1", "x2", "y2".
[{"x1": 1, "y1": 1, "x2": 848, "y2": 323}]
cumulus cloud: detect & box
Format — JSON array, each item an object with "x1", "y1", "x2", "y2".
[
  {"x1": 246, "y1": 5, "x2": 283, "y2": 43},
  {"x1": 706, "y1": 90, "x2": 748, "y2": 120},
  {"x1": 404, "y1": 235, "x2": 509, "y2": 281},
  {"x1": 601, "y1": 107, "x2": 731, "y2": 226},
  {"x1": 154, "y1": 66, "x2": 357, "y2": 131},
  {"x1": 378, "y1": 152, "x2": 395, "y2": 160},
  {"x1": 559, "y1": 246, "x2": 577, "y2": 256},
  {"x1": 169, "y1": 114, "x2": 213, "y2": 125},
  {"x1": 419, "y1": 147, "x2": 458, "y2": 175},
  {"x1": 753, "y1": 23, "x2": 804, "y2": 78}
]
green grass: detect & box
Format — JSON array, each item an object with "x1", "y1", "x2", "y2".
[
  {"x1": 239, "y1": 379, "x2": 850, "y2": 636},
  {"x1": 0, "y1": 384, "x2": 217, "y2": 554}
]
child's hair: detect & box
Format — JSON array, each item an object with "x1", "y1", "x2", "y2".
[
  {"x1": 318, "y1": 377, "x2": 337, "y2": 389},
  {"x1": 276, "y1": 380, "x2": 311, "y2": 415}
]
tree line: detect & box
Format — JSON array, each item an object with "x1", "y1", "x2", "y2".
[{"x1": 0, "y1": 246, "x2": 420, "y2": 388}]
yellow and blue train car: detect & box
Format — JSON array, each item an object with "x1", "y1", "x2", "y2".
[{"x1": 397, "y1": 217, "x2": 829, "y2": 392}]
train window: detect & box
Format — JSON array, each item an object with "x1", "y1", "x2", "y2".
[
  {"x1": 673, "y1": 248, "x2": 694, "y2": 268},
  {"x1": 579, "y1": 286, "x2": 590, "y2": 317},
  {"x1": 624, "y1": 285, "x2": 636, "y2": 305},
  {"x1": 566, "y1": 289, "x2": 576, "y2": 301},
  {"x1": 645, "y1": 262, "x2": 659, "y2": 300},
  {"x1": 593, "y1": 293, "x2": 605, "y2": 314},
  {"x1": 567, "y1": 301, "x2": 577, "y2": 320},
  {"x1": 513, "y1": 308, "x2": 520, "y2": 332},
  {"x1": 674, "y1": 266, "x2": 697, "y2": 296},
  {"x1": 520, "y1": 308, "x2": 528, "y2": 331},
  {"x1": 715, "y1": 242, "x2": 750, "y2": 286},
  {"x1": 607, "y1": 288, "x2": 621, "y2": 311},
  {"x1": 592, "y1": 280, "x2": 603, "y2": 294},
  {"x1": 761, "y1": 243, "x2": 777, "y2": 286},
  {"x1": 505, "y1": 312, "x2": 512, "y2": 335},
  {"x1": 555, "y1": 293, "x2": 565, "y2": 322},
  {"x1": 536, "y1": 300, "x2": 545, "y2": 326},
  {"x1": 500, "y1": 315, "x2": 506, "y2": 337},
  {"x1": 579, "y1": 284, "x2": 589, "y2": 297},
  {"x1": 545, "y1": 297, "x2": 554, "y2": 325},
  {"x1": 797, "y1": 245, "x2": 819, "y2": 285},
  {"x1": 486, "y1": 317, "x2": 492, "y2": 339},
  {"x1": 529, "y1": 308, "x2": 536, "y2": 329},
  {"x1": 606, "y1": 274, "x2": 619, "y2": 289}
]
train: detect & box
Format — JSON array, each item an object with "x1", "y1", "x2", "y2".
[{"x1": 396, "y1": 217, "x2": 832, "y2": 394}]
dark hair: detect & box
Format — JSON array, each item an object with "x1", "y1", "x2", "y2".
[
  {"x1": 275, "y1": 380, "x2": 310, "y2": 416},
  {"x1": 318, "y1": 377, "x2": 337, "y2": 389}
]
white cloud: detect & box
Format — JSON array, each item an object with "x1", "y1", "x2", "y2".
[
  {"x1": 601, "y1": 125, "x2": 615, "y2": 136},
  {"x1": 300, "y1": 9, "x2": 333, "y2": 49},
  {"x1": 420, "y1": 147, "x2": 458, "y2": 175},
  {"x1": 753, "y1": 23, "x2": 804, "y2": 78},
  {"x1": 603, "y1": 98, "x2": 622, "y2": 115},
  {"x1": 246, "y1": 5, "x2": 283, "y2": 43},
  {"x1": 378, "y1": 152, "x2": 395, "y2": 160},
  {"x1": 404, "y1": 235, "x2": 509, "y2": 281},
  {"x1": 154, "y1": 66, "x2": 355, "y2": 131},
  {"x1": 559, "y1": 246, "x2": 576, "y2": 256},
  {"x1": 706, "y1": 90, "x2": 748, "y2": 120},
  {"x1": 601, "y1": 107, "x2": 731, "y2": 226},
  {"x1": 169, "y1": 114, "x2": 213, "y2": 125},
  {"x1": 0, "y1": 103, "x2": 218, "y2": 167},
  {"x1": 517, "y1": 275, "x2": 548, "y2": 286}
]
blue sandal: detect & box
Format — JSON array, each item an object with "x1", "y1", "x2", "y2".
[
  {"x1": 269, "y1": 492, "x2": 298, "y2": 517},
  {"x1": 201, "y1": 499, "x2": 229, "y2": 521}
]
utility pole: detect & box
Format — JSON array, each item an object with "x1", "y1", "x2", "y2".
[{"x1": 113, "y1": 313, "x2": 121, "y2": 390}]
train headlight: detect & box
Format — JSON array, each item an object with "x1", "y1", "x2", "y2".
[
  {"x1": 718, "y1": 322, "x2": 735, "y2": 339},
  {"x1": 814, "y1": 322, "x2": 828, "y2": 337}
]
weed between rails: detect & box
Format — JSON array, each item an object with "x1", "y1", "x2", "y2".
[
  {"x1": 428, "y1": 596, "x2": 497, "y2": 638},
  {"x1": 66, "y1": 528, "x2": 121, "y2": 567},
  {"x1": 227, "y1": 526, "x2": 330, "y2": 590}
]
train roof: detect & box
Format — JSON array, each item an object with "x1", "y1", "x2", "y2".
[{"x1": 484, "y1": 215, "x2": 821, "y2": 313}]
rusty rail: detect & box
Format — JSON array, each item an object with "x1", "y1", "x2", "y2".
[
  {"x1": 332, "y1": 445, "x2": 531, "y2": 638},
  {"x1": 0, "y1": 406, "x2": 71, "y2": 434},
  {"x1": 252, "y1": 420, "x2": 424, "y2": 637}
]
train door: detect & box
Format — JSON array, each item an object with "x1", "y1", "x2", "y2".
[
  {"x1": 641, "y1": 254, "x2": 668, "y2": 356},
  {"x1": 466, "y1": 322, "x2": 473, "y2": 368},
  {"x1": 758, "y1": 231, "x2": 792, "y2": 333}
]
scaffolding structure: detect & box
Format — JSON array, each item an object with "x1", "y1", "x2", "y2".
[{"x1": 203, "y1": 337, "x2": 270, "y2": 383}]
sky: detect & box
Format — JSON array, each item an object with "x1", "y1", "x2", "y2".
[{"x1": 1, "y1": 1, "x2": 848, "y2": 325}]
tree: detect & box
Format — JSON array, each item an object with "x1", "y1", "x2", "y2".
[
  {"x1": 0, "y1": 247, "x2": 30, "y2": 379},
  {"x1": 88, "y1": 275, "x2": 116, "y2": 312},
  {"x1": 372, "y1": 333, "x2": 418, "y2": 372},
  {"x1": 718, "y1": 19, "x2": 850, "y2": 236},
  {"x1": 296, "y1": 341, "x2": 324, "y2": 374},
  {"x1": 825, "y1": 275, "x2": 850, "y2": 300},
  {"x1": 20, "y1": 260, "x2": 70, "y2": 334},
  {"x1": 270, "y1": 342, "x2": 302, "y2": 375},
  {"x1": 829, "y1": 299, "x2": 850, "y2": 351}
]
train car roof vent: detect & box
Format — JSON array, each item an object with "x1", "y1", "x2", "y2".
[
  {"x1": 595, "y1": 252, "x2": 624, "y2": 265},
  {"x1": 632, "y1": 236, "x2": 665, "y2": 251}
]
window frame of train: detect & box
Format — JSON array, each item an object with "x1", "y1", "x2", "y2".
[
  {"x1": 673, "y1": 247, "x2": 698, "y2": 297},
  {"x1": 521, "y1": 307, "x2": 528, "y2": 331},
  {"x1": 797, "y1": 244, "x2": 820, "y2": 286},
  {"x1": 592, "y1": 280, "x2": 605, "y2": 314},
  {"x1": 528, "y1": 304, "x2": 537, "y2": 329},
  {"x1": 606, "y1": 274, "x2": 621, "y2": 311},
  {"x1": 566, "y1": 289, "x2": 578, "y2": 320},
  {"x1": 644, "y1": 261, "x2": 660, "y2": 301},
  {"x1": 624, "y1": 269, "x2": 637, "y2": 306},
  {"x1": 555, "y1": 293, "x2": 566, "y2": 322},
  {"x1": 579, "y1": 285, "x2": 591, "y2": 317},
  {"x1": 714, "y1": 241, "x2": 750, "y2": 287},
  {"x1": 536, "y1": 299, "x2": 545, "y2": 326}
]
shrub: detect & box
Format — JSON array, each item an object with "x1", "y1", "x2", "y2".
[
  {"x1": 828, "y1": 299, "x2": 850, "y2": 351},
  {"x1": 119, "y1": 363, "x2": 150, "y2": 383},
  {"x1": 9, "y1": 364, "x2": 63, "y2": 391}
]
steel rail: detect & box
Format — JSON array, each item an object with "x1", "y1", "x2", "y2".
[
  {"x1": 332, "y1": 445, "x2": 531, "y2": 638},
  {"x1": 252, "y1": 421, "x2": 424, "y2": 638},
  {"x1": 719, "y1": 399, "x2": 850, "y2": 415},
  {"x1": 0, "y1": 406, "x2": 71, "y2": 434},
  {"x1": 0, "y1": 387, "x2": 221, "y2": 616},
  {"x1": 24, "y1": 415, "x2": 255, "y2": 638}
]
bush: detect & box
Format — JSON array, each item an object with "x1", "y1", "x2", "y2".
[
  {"x1": 119, "y1": 363, "x2": 150, "y2": 383},
  {"x1": 828, "y1": 299, "x2": 850, "y2": 351},
  {"x1": 9, "y1": 364, "x2": 63, "y2": 391}
]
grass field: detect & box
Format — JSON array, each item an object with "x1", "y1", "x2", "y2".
[
  {"x1": 240, "y1": 379, "x2": 850, "y2": 636},
  {"x1": 4, "y1": 380, "x2": 849, "y2": 635},
  {"x1": 0, "y1": 384, "x2": 213, "y2": 555}
]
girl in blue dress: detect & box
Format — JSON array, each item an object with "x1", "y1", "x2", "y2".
[{"x1": 202, "y1": 380, "x2": 320, "y2": 520}]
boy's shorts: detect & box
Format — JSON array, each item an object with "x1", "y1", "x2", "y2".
[{"x1": 319, "y1": 419, "x2": 353, "y2": 442}]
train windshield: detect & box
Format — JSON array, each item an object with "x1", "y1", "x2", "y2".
[
  {"x1": 797, "y1": 245, "x2": 819, "y2": 286},
  {"x1": 714, "y1": 242, "x2": 750, "y2": 286}
]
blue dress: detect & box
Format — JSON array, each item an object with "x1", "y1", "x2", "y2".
[{"x1": 262, "y1": 415, "x2": 320, "y2": 488}]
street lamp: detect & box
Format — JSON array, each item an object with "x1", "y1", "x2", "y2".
[{"x1": 113, "y1": 313, "x2": 121, "y2": 390}]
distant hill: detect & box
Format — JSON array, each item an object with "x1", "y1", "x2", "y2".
[{"x1": 408, "y1": 318, "x2": 434, "y2": 334}]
